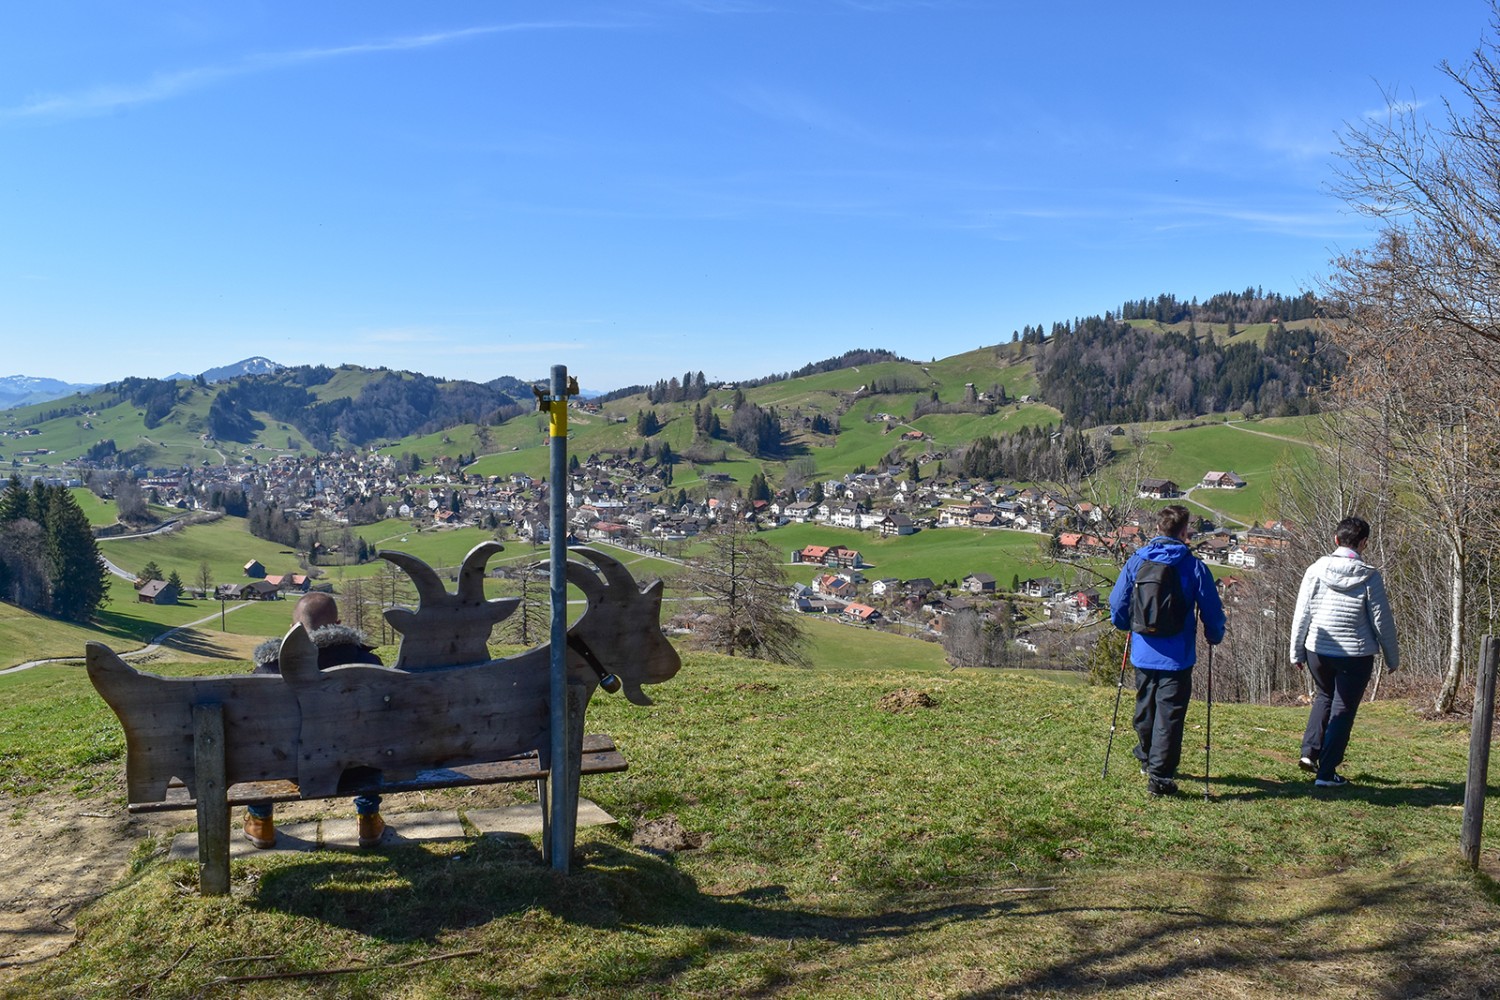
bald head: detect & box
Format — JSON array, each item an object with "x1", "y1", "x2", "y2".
[{"x1": 293, "y1": 591, "x2": 339, "y2": 631}]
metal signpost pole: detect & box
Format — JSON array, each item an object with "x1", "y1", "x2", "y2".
[{"x1": 546, "y1": 365, "x2": 574, "y2": 872}]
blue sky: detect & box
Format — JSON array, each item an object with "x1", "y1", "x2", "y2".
[{"x1": 0, "y1": 2, "x2": 1489, "y2": 392}]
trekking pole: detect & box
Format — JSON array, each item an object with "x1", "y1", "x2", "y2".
[
  {"x1": 1103, "y1": 633, "x2": 1131, "y2": 778},
  {"x1": 1203, "y1": 642, "x2": 1214, "y2": 801}
]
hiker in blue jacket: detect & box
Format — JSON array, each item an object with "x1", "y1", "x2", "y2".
[{"x1": 1108, "y1": 504, "x2": 1226, "y2": 796}]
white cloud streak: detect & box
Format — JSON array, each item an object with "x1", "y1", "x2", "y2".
[{"x1": 0, "y1": 21, "x2": 609, "y2": 122}]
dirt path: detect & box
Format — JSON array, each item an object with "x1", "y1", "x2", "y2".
[{"x1": 0, "y1": 791, "x2": 179, "y2": 976}]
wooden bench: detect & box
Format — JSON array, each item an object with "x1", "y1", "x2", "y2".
[
  {"x1": 86, "y1": 543, "x2": 681, "y2": 894},
  {"x1": 128, "y1": 733, "x2": 628, "y2": 815}
]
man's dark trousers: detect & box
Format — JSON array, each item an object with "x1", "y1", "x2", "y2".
[
  {"x1": 1300, "y1": 650, "x2": 1374, "y2": 782},
  {"x1": 1132, "y1": 667, "x2": 1193, "y2": 779}
]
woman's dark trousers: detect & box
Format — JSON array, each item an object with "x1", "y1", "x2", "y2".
[{"x1": 1300, "y1": 650, "x2": 1374, "y2": 781}]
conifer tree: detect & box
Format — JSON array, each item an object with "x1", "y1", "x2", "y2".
[{"x1": 43, "y1": 485, "x2": 109, "y2": 622}]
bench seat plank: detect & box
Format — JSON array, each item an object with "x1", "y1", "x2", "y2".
[{"x1": 127, "y1": 735, "x2": 624, "y2": 814}]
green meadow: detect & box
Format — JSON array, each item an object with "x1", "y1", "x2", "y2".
[
  {"x1": 1, "y1": 617, "x2": 1494, "y2": 998},
  {"x1": 760, "y1": 522, "x2": 1091, "y2": 590}
]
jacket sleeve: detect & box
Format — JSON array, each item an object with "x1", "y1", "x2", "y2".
[
  {"x1": 1288, "y1": 566, "x2": 1316, "y2": 662},
  {"x1": 1194, "y1": 562, "x2": 1226, "y2": 645},
  {"x1": 1108, "y1": 559, "x2": 1135, "y2": 631},
  {"x1": 1366, "y1": 570, "x2": 1400, "y2": 670}
]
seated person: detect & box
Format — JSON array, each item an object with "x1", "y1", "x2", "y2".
[{"x1": 244, "y1": 591, "x2": 388, "y2": 848}]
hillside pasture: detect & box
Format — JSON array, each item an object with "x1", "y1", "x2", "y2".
[
  {"x1": 67, "y1": 488, "x2": 118, "y2": 527},
  {"x1": 922, "y1": 343, "x2": 1040, "y2": 402},
  {"x1": 762, "y1": 522, "x2": 1073, "y2": 589},
  {"x1": 96, "y1": 516, "x2": 308, "y2": 587},
  {"x1": 2, "y1": 625, "x2": 1495, "y2": 998},
  {"x1": 1129, "y1": 418, "x2": 1322, "y2": 527}
]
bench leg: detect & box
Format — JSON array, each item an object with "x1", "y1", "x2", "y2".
[
  {"x1": 537, "y1": 775, "x2": 551, "y2": 865},
  {"x1": 193, "y1": 703, "x2": 231, "y2": 896}
]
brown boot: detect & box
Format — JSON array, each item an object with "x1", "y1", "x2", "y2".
[
  {"x1": 243, "y1": 813, "x2": 276, "y2": 849},
  {"x1": 356, "y1": 812, "x2": 386, "y2": 847}
]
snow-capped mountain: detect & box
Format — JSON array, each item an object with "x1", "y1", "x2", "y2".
[
  {"x1": 195, "y1": 357, "x2": 287, "y2": 383},
  {"x1": 163, "y1": 357, "x2": 287, "y2": 382},
  {"x1": 0, "y1": 375, "x2": 99, "y2": 410}
]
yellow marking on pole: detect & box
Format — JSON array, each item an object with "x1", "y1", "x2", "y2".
[{"x1": 550, "y1": 400, "x2": 568, "y2": 438}]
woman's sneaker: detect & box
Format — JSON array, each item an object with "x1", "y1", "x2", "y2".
[
  {"x1": 1147, "y1": 777, "x2": 1179, "y2": 797},
  {"x1": 1315, "y1": 774, "x2": 1350, "y2": 788},
  {"x1": 1298, "y1": 756, "x2": 1318, "y2": 773}
]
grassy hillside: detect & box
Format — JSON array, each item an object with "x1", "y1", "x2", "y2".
[
  {"x1": 1, "y1": 619, "x2": 1494, "y2": 997},
  {"x1": 1120, "y1": 417, "x2": 1323, "y2": 527},
  {"x1": 1122, "y1": 316, "x2": 1322, "y2": 349},
  {"x1": 96, "y1": 516, "x2": 310, "y2": 585},
  {"x1": 764, "y1": 522, "x2": 1074, "y2": 589},
  {"x1": 2, "y1": 381, "x2": 318, "y2": 468}
]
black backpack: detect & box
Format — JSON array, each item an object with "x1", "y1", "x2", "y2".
[{"x1": 1129, "y1": 558, "x2": 1187, "y2": 636}]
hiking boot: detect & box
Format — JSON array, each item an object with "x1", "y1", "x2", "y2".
[
  {"x1": 243, "y1": 813, "x2": 276, "y2": 849},
  {"x1": 1315, "y1": 774, "x2": 1350, "y2": 788},
  {"x1": 1147, "y1": 777, "x2": 1179, "y2": 797},
  {"x1": 1298, "y1": 756, "x2": 1318, "y2": 773},
  {"x1": 357, "y1": 812, "x2": 386, "y2": 847}
]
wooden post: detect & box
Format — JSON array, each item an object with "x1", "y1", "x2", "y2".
[
  {"x1": 193, "y1": 703, "x2": 231, "y2": 896},
  {"x1": 1461, "y1": 634, "x2": 1498, "y2": 868},
  {"x1": 546, "y1": 365, "x2": 573, "y2": 873}
]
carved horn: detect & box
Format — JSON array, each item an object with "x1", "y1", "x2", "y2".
[
  {"x1": 276, "y1": 623, "x2": 321, "y2": 684},
  {"x1": 564, "y1": 559, "x2": 605, "y2": 600},
  {"x1": 622, "y1": 680, "x2": 654, "y2": 707},
  {"x1": 567, "y1": 546, "x2": 636, "y2": 593},
  {"x1": 376, "y1": 549, "x2": 449, "y2": 604},
  {"x1": 456, "y1": 541, "x2": 505, "y2": 603}
]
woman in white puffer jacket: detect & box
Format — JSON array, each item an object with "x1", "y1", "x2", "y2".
[{"x1": 1289, "y1": 516, "x2": 1400, "y2": 788}]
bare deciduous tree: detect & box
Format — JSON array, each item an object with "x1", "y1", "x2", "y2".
[
  {"x1": 1327, "y1": 18, "x2": 1500, "y2": 710},
  {"x1": 676, "y1": 518, "x2": 808, "y2": 666}
]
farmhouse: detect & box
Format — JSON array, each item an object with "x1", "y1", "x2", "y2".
[
  {"x1": 1137, "y1": 478, "x2": 1179, "y2": 499},
  {"x1": 879, "y1": 512, "x2": 916, "y2": 536},
  {"x1": 962, "y1": 572, "x2": 997, "y2": 595},
  {"x1": 136, "y1": 579, "x2": 179, "y2": 605},
  {"x1": 1200, "y1": 470, "x2": 1247, "y2": 489}
]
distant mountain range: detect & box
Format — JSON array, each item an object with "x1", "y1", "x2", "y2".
[
  {"x1": 1, "y1": 357, "x2": 289, "y2": 411},
  {"x1": 0, "y1": 375, "x2": 101, "y2": 410}
]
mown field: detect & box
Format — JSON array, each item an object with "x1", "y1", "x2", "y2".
[
  {"x1": 1117, "y1": 416, "x2": 1322, "y2": 527},
  {"x1": 0, "y1": 618, "x2": 1495, "y2": 998},
  {"x1": 761, "y1": 521, "x2": 1076, "y2": 591}
]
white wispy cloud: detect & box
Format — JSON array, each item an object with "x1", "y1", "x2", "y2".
[
  {"x1": 444, "y1": 340, "x2": 584, "y2": 356},
  {"x1": 1363, "y1": 98, "x2": 1424, "y2": 119},
  {"x1": 731, "y1": 85, "x2": 902, "y2": 147},
  {"x1": 0, "y1": 21, "x2": 610, "y2": 122}
]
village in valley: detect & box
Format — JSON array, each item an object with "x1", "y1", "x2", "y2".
[{"x1": 24, "y1": 427, "x2": 1284, "y2": 655}]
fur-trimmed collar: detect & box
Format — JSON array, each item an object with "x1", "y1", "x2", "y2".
[{"x1": 253, "y1": 623, "x2": 376, "y2": 667}]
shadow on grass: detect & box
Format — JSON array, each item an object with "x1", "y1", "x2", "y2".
[
  {"x1": 246, "y1": 830, "x2": 1500, "y2": 997},
  {"x1": 958, "y1": 866, "x2": 1500, "y2": 999},
  {"x1": 1200, "y1": 772, "x2": 1484, "y2": 809},
  {"x1": 249, "y1": 834, "x2": 1024, "y2": 947},
  {"x1": 149, "y1": 629, "x2": 239, "y2": 660}
]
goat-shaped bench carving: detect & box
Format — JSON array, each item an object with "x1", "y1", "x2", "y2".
[{"x1": 86, "y1": 543, "x2": 680, "y2": 892}]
